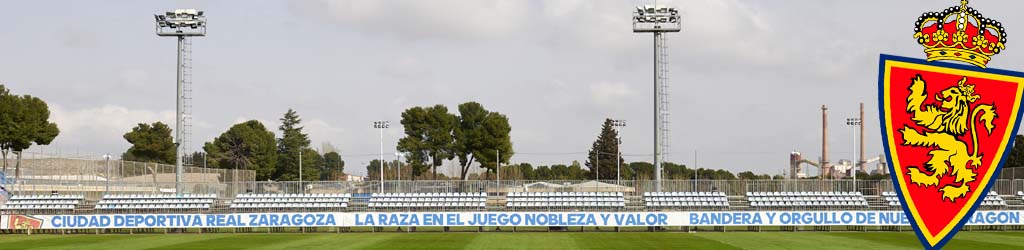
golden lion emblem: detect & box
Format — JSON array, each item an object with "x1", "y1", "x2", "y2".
[
  {"x1": 13, "y1": 218, "x2": 36, "y2": 230},
  {"x1": 901, "y1": 75, "x2": 996, "y2": 202}
]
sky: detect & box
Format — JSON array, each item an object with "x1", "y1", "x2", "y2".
[{"x1": 2, "y1": 0, "x2": 1023, "y2": 177}]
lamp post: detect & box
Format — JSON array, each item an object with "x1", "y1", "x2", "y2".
[
  {"x1": 846, "y1": 118, "x2": 862, "y2": 192},
  {"x1": 155, "y1": 9, "x2": 206, "y2": 195},
  {"x1": 395, "y1": 152, "x2": 405, "y2": 192},
  {"x1": 103, "y1": 154, "x2": 111, "y2": 194},
  {"x1": 299, "y1": 147, "x2": 303, "y2": 194},
  {"x1": 374, "y1": 121, "x2": 389, "y2": 193},
  {"x1": 610, "y1": 120, "x2": 626, "y2": 185},
  {"x1": 633, "y1": 4, "x2": 681, "y2": 192}
]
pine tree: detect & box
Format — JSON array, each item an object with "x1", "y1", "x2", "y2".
[
  {"x1": 585, "y1": 119, "x2": 624, "y2": 180},
  {"x1": 274, "y1": 109, "x2": 312, "y2": 181}
]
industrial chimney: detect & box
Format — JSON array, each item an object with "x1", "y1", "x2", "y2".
[{"x1": 821, "y1": 105, "x2": 830, "y2": 179}]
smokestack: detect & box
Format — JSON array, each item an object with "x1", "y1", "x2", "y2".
[
  {"x1": 790, "y1": 152, "x2": 802, "y2": 179},
  {"x1": 859, "y1": 102, "x2": 866, "y2": 174},
  {"x1": 821, "y1": 105, "x2": 829, "y2": 179}
]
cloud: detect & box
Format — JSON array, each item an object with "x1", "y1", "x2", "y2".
[
  {"x1": 46, "y1": 104, "x2": 175, "y2": 155},
  {"x1": 51, "y1": 104, "x2": 175, "y2": 136},
  {"x1": 297, "y1": 0, "x2": 531, "y2": 41},
  {"x1": 59, "y1": 27, "x2": 99, "y2": 49},
  {"x1": 378, "y1": 56, "x2": 429, "y2": 79},
  {"x1": 589, "y1": 82, "x2": 633, "y2": 106},
  {"x1": 304, "y1": 118, "x2": 346, "y2": 149}
]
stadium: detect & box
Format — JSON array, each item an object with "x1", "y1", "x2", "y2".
[
  {"x1": 3, "y1": 155, "x2": 1024, "y2": 249},
  {"x1": 4, "y1": 1, "x2": 1024, "y2": 250}
]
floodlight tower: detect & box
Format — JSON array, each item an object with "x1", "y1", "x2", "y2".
[
  {"x1": 633, "y1": 5, "x2": 680, "y2": 192},
  {"x1": 374, "y1": 121, "x2": 390, "y2": 193},
  {"x1": 610, "y1": 119, "x2": 626, "y2": 185},
  {"x1": 155, "y1": 9, "x2": 206, "y2": 195}
]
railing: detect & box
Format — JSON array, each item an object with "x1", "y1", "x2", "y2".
[
  {"x1": 6, "y1": 179, "x2": 1024, "y2": 200},
  {"x1": 1, "y1": 151, "x2": 255, "y2": 200}
]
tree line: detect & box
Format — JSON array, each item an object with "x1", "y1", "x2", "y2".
[
  {"x1": 121, "y1": 109, "x2": 342, "y2": 182},
  {"x1": 0, "y1": 85, "x2": 60, "y2": 180},
  {"x1": 0, "y1": 84, "x2": 855, "y2": 183}
]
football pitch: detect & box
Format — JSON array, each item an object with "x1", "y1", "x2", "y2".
[{"x1": 3, "y1": 232, "x2": 1024, "y2": 250}]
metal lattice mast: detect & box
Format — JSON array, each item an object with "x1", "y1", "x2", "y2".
[
  {"x1": 657, "y1": 33, "x2": 670, "y2": 163},
  {"x1": 181, "y1": 37, "x2": 193, "y2": 166}
]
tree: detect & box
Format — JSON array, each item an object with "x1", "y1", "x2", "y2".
[
  {"x1": 585, "y1": 119, "x2": 624, "y2": 180},
  {"x1": 187, "y1": 151, "x2": 210, "y2": 168},
  {"x1": 203, "y1": 120, "x2": 278, "y2": 180},
  {"x1": 662, "y1": 162, "x2": 691, "y2": 179},
  {"x1": 628, "y1": 162, "x2": 655, "y2": 180},
  {"x1": 367, "y1": 159, "x2": 407, "y2": 181},
  {"x1": 454, "y1": 102, "x2": 513, "y2": 180},
  {"x1": 0, "y1": 85, "x2": 60, "y2": 179},
  {"x1": 397, "y1": 105, "x2": 457, "y2": 180},
  {"x1": 569, "y1": 160, "x2": 588, "y2": 179},
  {"x1": 535, "y1": 165, "x2": 552, "y2": 180},
  {"x1": 550, "y1": 164, "x2": 570, "y2": 179},
  {"x1": 300, "y1": 148, "x2": 323, "y2": 181},
  {"x1": 366, "y1": 159, "x2": 383, "y2": 181},
  {"x1": 323, "y1": 151, "x2": 344, "y2": 180},
  {"x1": 274, "y1": 109, "x2": 312, "y2": 181},
  {"x1": 123, "y1": 122, "x2": 175, "y2": 164},
  {"x1": 1005, "y1": 135, "x2": 1024, "y2": 172},
  {"x1": 517, "y1": 163, "x2": 535, "y2": 180},
  {"x1": 737, "y1": 171, "x2": 759, "y2": 180}
]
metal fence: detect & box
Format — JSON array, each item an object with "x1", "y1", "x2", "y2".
[
  {"x1": 7, "y1": 179, "x2": 1024, "y2": 200},
  {"x1": 1, "y1": 151, "x2": 254, "y2": 200}
]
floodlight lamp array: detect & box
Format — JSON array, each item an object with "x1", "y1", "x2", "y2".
[
  {"x1": 634, "y1": 5, "x2": 679, "y2": 24},
  {"x1": 632, "y1": 5, "x2": 681, "y2": 32},
  {"x1": 155, "y1": 9, "x2": 207, "y2": 36}
]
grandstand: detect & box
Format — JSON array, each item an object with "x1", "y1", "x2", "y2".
[
  {"x1": 0, "y1": 194, "x2": 83, "y2": 213},
  {"x1": 370, "y1": 192, "x2": 484, "y2": 210},
  {"x1": 643, "y1": 192, "x2": 728, "y2": 209},
  {"x1": 96, "y1": 194, "x2": 215, "y2": 212},
  {"x1": 231, "y1": 193, "x2": 351, "y2": 211},
  {"x1": 746, "y1": 191, "x2": 867, "y2": 208},
  {"x1": 3, "y1": 177, "x2": 1024, "y2": 234},
  {"x1": 4, "y1": 179, "x2": 1024, "y2": 213},
  {"x1": 506, "y1": 192, "x2": 625, "y2": 209}
]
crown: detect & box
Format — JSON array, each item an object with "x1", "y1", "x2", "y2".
[{"x1": 914, "y1": 0, "x2": 1006, "y2": 68}]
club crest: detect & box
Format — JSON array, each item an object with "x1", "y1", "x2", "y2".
[
  {"x1": 878, "y1": 2, "x2": 1024, "y2": 249},
  {"x1": 879, "y1": 55, "x2": 1024, "y2": 250},
  {"x1": 7, "y1": 214, "x2": 43, "y2": 230}
]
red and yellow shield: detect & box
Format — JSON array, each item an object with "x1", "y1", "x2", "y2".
[
  {"x1": 7, "y1": 214, "x2": 43, "y2": 230},
  {"x1": 879, "y1": 54, "x2": 1024, "y2": 249}
]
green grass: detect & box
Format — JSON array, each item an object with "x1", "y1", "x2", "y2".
[{"x1": 3, "y1": 231, "x2": 1024, "y2": 250}]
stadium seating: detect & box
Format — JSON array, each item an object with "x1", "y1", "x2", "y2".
[
  {"x1": 0, "y1": 194, "x2": 83, "y2": 211},
  {"x1": 643, "y1": 192, "x2": 729, "y2": 209},
  {"x1": 505, "y1": 192, "x2": 624, "y2": 209},
  {"x1": 882, "y1": 191, "x2": 900, "y2": 207},
  {"x1": 96, "y1": 193, "x2": 215, "y2": 210},
  {"x1": 231, "y1": 193, "x2": 350, "y2": 210},
  {"x1": 746, "y1": 191, "x2": 867, "y2": 208},
  {"x1": 369, "y1": 192, "x2": 486, "y2": 209},
  {"x1": 982, "y1": 191, "x2": 1007, "y2": 207},
  {"x1": 886, "y1": 191, "x2": 1006, "y2": 207}
]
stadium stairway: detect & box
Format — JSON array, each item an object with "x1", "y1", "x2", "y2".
[
  {"x1": 1004, "y1": 193, "x2": 1024, "y2": 208},
  {"x1": 728, "y1": 195, "x2": 749, "y2": 210},
  {"x1": 865, "y1": 194, "x2": 890, "y2": 209}
]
